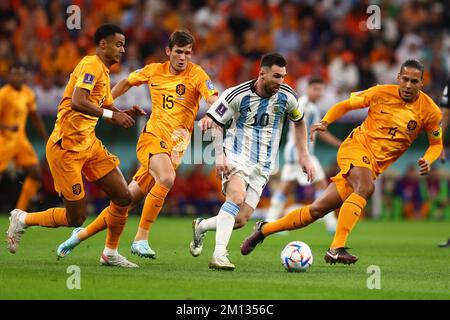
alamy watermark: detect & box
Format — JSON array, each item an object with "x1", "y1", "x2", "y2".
[
  {"x1": 366, "y1": 265, "x2": 381, "y2": 290},
  {"x1": 366, "y1": 5, "x2": 381, "y2": 30},
  {"x1": 66, "y1": 5, "x2": 81, "y2": 30},
  {"x1": 66, "y1": 265, "x2": 81, "y2": 290},
  {"x1": 171, "y1": 121, "x2": 281, "y2": 172}
]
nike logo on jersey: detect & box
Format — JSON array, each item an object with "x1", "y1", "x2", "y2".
[
  {"x1": 380, "y1": 110, "x2": 390, "y2": 114},
  {"x1": 151, "y1": 84, "x2": 158, "y2": 87}
]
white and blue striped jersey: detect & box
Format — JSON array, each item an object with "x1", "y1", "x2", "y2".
[
  {"x1": 284, "y1": 96, "x2": 321, "y2": 164},
  {"x1": 207, "y1": 79, "x2": 303, "y2": 173}
]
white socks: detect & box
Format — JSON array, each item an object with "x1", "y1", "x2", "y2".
[{"x1": 213, "y1": 201, "x2": 239, "y2": 258}]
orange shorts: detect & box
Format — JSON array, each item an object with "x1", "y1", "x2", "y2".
[
  {"x1": 133, "y1": 131, "x2": 185, "y2": 195},
  {"x1": 46, "y1": 137, "x2": 120, "y2": 201},
  {"x1": 331, "y1": 135, "x2": 377, "y2": 201},
  {"x1": 0, "y1": 135, "x2": 38, "y2": 172}
]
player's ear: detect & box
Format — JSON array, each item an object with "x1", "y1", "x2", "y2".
[
  {"x1": 259, "y1": 68, "x2": 265, "y2": 78},
  {"x1": 165, "y1": 46, "x2": 171, "y2": 57},
  {"x1": 98, "y1": 39, "x2": 107, "y2": 50}
]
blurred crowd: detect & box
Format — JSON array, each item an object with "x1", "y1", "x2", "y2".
[
  {"x1": 1, "y1": 159, "x2": 449, "y2": 220},
  {"x1": 0, "y1": 0, "x2": 449, "y2": 115}
]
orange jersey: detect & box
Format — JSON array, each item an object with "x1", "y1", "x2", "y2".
[
  {"x1": 0, "y1": 84, "x2": 36, "y2": 141},
  {"x1": 127, "y1": 61, "x2": 217, "y2": 149},
  {"x1": 50, "y1": 55, "x2": 113, "y2": 151},
  {"x1": 346, "y1": 84, "x2": 441, "y2": 175}
]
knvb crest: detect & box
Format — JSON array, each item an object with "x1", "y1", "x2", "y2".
[
  {"x1": 407, "y1": 120, "x2": 417, "y2": 131},
  {"x1": 362, "y1": 156, "x2": 371, "y2": 164},
  {"x1": 176, "y1": 84, "x2": 186, "y2": 96},
  {"x1": 72, "y1": 183, "x2": 82, "y2": 195}
]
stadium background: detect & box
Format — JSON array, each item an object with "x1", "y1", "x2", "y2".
[{"x1": 0, "y1": 0, "x2": 449, "y2": 220}]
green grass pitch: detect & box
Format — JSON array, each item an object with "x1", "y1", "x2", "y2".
[{"x1": 0, "y1": 215, "x2": 449, "y2": 300}]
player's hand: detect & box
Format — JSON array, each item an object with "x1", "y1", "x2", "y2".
[
  {"x1": 198, "y1": 116, "x2": 214, "y2": 132},
  {"x1": 310, "y1": 121, "x2": 328, "y2": 142},
  {"x1": 418, "y1": 157, "x2": 430, "y2": 176},
  {"x1": 440, "y1": 149, "x2": 446, "y2": 164},
  {"x1": 112, "y1": 111, "x2": 135, "y2": 128},
  {"x1": 215, "y1": 153, "x2": 231, "y2": 179},
  {"x1": 125, "y1": 105, "x2": 147, "y2": 117},
  {"x1": 298, "y1": 154, "x2": 315, "y2": 182}
]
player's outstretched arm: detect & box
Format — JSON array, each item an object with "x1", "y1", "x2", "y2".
[
  {"x1": 72, "y1": 87, "x2": 135, "y2": 128},
  {"x1": 112, "y1": 78, "x2": 132, "y2": 99},
  {"x1": 419, "y1": 128, "x2": 443, "y2": 175},
  {"x1": 310, "y1": 121, "x2": 329, "y2": 142}
]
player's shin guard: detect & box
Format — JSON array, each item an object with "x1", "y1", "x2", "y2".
[
  {"x1": 25, "y1": 207, "x2": 68, "y2": 227},
  {"x1": 262, "y1": 206, "x2": 314, "y2": 236},
  {"x1": 330, "y1": 193, "x2": 366, "y2": 249},
  {"x1": 214, "y1": 201, "x2": 239, "y2": 258},
  {"x1": 83, "y1": 208, "x2": 108, "y2": 239},
  {"x1": 105, "y1": 202, "x2": 129, "y2": 249},
  {"x1": 138, "y1": 183, "x2": 170, "y2": 232}
]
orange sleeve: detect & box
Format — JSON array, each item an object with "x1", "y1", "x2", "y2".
[
  {"x1": 74, "y1": 60, "x2": 101, "y2": 93},
  {"x1": 194, "y1": 66, "x2": 218, "y2": 100},
  {"x1": 322, "y1": 87, "x2": 378, "y2": 124},
  {"x1": 423, "y1": 130, "x2": 443, "y2": 164},
  {"x1": 127, "y1": 64, "x2": 152, "y2": 86},
  {"x1": 322, "y1": 99, "x2": 363, "y2": 124},
  {"x1": 423, "y1": 106, "x2": 443, "y2": 164}
]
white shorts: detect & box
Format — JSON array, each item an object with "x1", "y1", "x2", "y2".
[
  {"x1": 280, "y1": 155, "x2": 325, "y2": 186},
  {"x1": 221, "y1": 158, "x2": 269, "y2": 209}
]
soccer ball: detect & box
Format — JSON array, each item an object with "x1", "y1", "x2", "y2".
[{"x1": 281, "y1": 241, "x2": 313, "y2": 272}]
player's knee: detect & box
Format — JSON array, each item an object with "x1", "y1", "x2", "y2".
[
  {"x1": 309, "y1": 202, "x2": 329, "y2": 220},
  {"x1": 113, "y1": 189, "x2": 133, "y2": 207},
  {"x1": 67, "y1": 215, "x2": 86, "y2": 227},
  {"x1": 227, "y1": 193, "x2": 246, "y2": 207},
  {"x1": 354, "y1": 183, "x2": 375, "y2": 199},
  {"x1": 158, "y1": 173, "x2": 175, "y2": 189}
]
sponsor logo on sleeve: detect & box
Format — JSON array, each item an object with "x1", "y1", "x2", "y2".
[
  {"x1": 215, "y1": 103, "x2": 228, "y2": 117},
  {"x1": 206, "y1": 80, "x2": 215, "y2": 90},
  {"x1": 83, "y1": 73, "x2": 95, "y2": 85}
]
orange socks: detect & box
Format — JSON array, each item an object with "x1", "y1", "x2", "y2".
[
  {"x1": 330, "y1": 192, "x2": 366, "y2": 249},
  {"x1": 105, "y1": 202, "x2": 128, "y2": 249},
  {"x1": 83, "y1": 207, "x2": 108, "y2": 239},
  {"x1": 138, "y1": 183, "x2": 170, "y2": 232},
  {"x1": 262, "y1": 206, "x2": 314, "y2": 236},
  {"x1": 83, "y1": 201, "x2": 129, "y2": 249},
  {"x1": 16, "y1": 177, "x2": 40, "y2": 211},
  {"x1": 25, "y1": 208, "x2": 68, "y2": 227}
]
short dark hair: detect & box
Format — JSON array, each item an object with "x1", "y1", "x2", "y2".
[
  {"x1": 308, "y1": 76, "x2": 324, "y2": 86},
  {"x1": 94, "y1": 24, "x2": 124, "y2": 45},
  {"x1": 261, "y1": 53, "x2": 287, "y2": 68},
  {"x1": 400, "y1": 59, "x2": 424, "y2": 77},
  {"x1": 168, "y1": 30, "x2": 195, "y2": 49}
]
